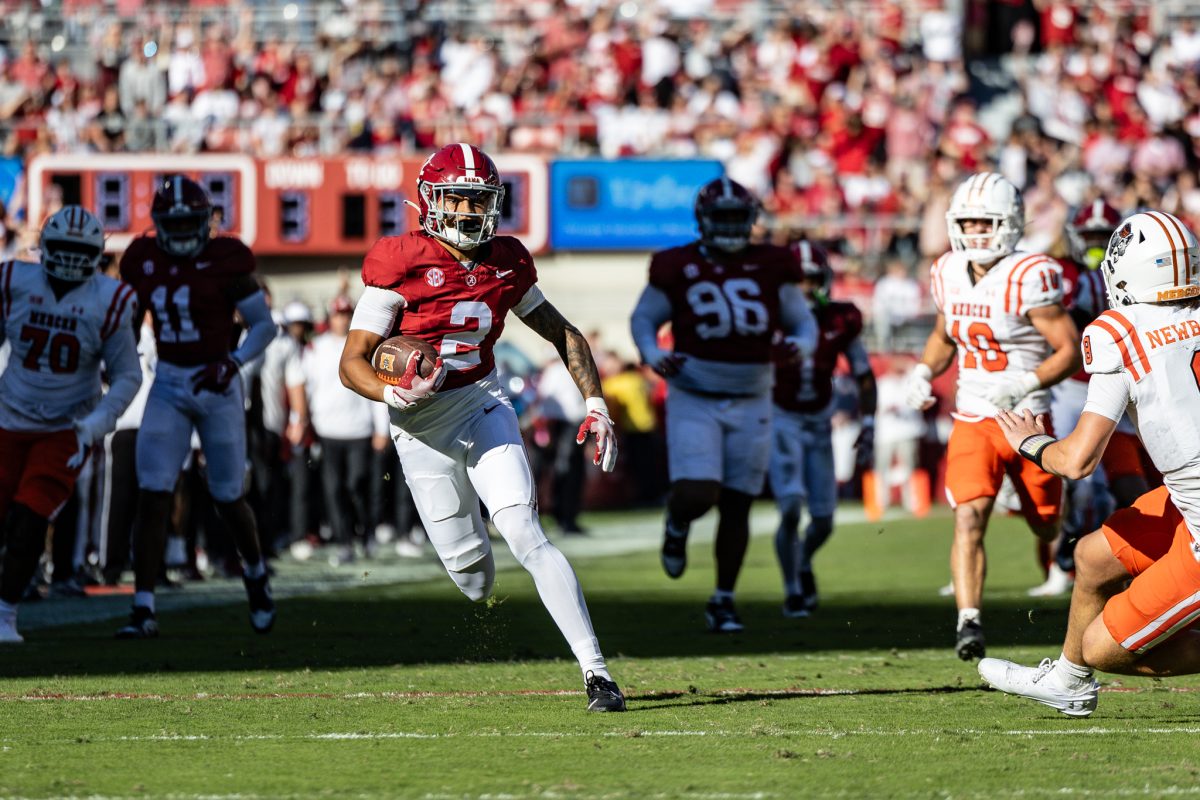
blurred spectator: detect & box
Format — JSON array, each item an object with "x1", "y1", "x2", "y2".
[
  {"x1": 873, "y1": 356, "x2": 927, "y2": 514},
  {"x1": 533, "y1": 354, "x2": 588, "y2": 534},
  {"x1": 601, "y1": 359, "x2": 662, "y2": 507},
  {"x1": 302, "y1": 296, "x2": 389, "y2": 563},
  {"x1": 872, "y1": 260, "x2": 922, "y2": 349}
]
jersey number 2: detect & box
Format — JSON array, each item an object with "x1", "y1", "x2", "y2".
[
  {"x1": 687, "y1": 279, "x2": 769, "y2": 339},
  {"x1": 951, "y1": 320, "x2": 1009, "y2": 372},
  {"x1": 150, "y1": 285, "x2": 201, "y2": 344},
  {"x1": 440, "y1": 301, "x2": 492, "y2": 372}
]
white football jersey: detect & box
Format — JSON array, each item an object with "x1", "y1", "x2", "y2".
[
  {"x1": 0, "y1": 259, "x2": 138, "y2": 431},
  {"x1": 1082, "y1": 303, "x2": 1200, "y2": 542},
  {"x1": 930, "y1": 250, "x2": 1064, "y2": 420}
]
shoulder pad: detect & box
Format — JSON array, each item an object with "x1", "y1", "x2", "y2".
[
  {"x1": 648, "y1": 245, "x2": 692, "y2": 288},
  {"x1": 361, "y1": 235, "x2": 417, "y2": 289},
  {"x1": 204, "y1": 237, "x2": 256, "y2": 274},
  {"x1": 1083, "y1": 310, "x2": 1150, "y2": 377}
]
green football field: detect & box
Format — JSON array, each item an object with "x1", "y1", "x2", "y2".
[{"x1": 2, "y1": 506, "x2": 1198, "y2": 800}]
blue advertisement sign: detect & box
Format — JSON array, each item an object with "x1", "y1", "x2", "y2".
[
  {"x1": 0, "y1": 157, "x2": 21, "y2": 208},
  {"x1": 549, "y1": 159, "x2": 724, "y2": 250}
]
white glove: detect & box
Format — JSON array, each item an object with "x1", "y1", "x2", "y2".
[
  {"x1": 576, "y1": 398, "x2": 619, "y2": 472},
  {"x1": 905, "y1": 363, "x2": 936, "y2": 411},
  {"x1": 784, "y1": 333, "x2": 816, "y2": 360},
  {"x1": 382, "y1": 351, "x2": 447, "y2": 411},
  {"x1": 980, "y1": 371, "x2": 1041, "y2": 411},
  {"x1": 66, "y1": 414, "x2": 109, "y2": 469}
]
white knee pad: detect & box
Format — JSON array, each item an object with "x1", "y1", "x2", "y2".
[
  {"x1": 448, "y1": 554, "x2": 495, "y2": 602},
  {"x1": 491, "y1": 504, "x2": 549, "y2": 565}
]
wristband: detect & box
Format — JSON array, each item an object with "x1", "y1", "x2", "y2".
[
  {"x1": 1017, "y1": 434, "x2": 1056, "y2": 468},
  {"x1": 585, "y1": 396, "x2": 610, "y2": 416}
]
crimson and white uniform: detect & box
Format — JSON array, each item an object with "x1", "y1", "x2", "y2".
[
  {"x1": 630, "y1": 242, "x2": 816, "y2": 494},
  {"x1": 119, "y1": 236, "x2": 268, "y2": 502},
  {"x1": 352, "y1": 233, "x2": 548, "y2": 558},
  {"x1": 930, "y1": 249, "x2": 1064, "y2": 420},
  {"x1": 0, "y1": 259, "x2": 141, "y2": 519}
]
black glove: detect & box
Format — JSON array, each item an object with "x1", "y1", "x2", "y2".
[
  {"x1": 855, "y1": 417, "x2": 875, "y2": 470},
  {"x1": 192, "y1": 357, "x2": 241, "y2": 395}
]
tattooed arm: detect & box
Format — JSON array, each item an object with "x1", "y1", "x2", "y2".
[
  {"x1": 518, "y1": 299, "x2": 602, "y2": 400},
  {"x1": 518, "y1": 294, "x2": 618, "y2": 471}
]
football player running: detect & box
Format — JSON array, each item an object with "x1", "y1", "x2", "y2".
[
  {"x1": 982, "y1": 211, "x2": 1200, "y2": 717},
  {"x1": 0, "y1": 207, "x2": 142, "y2": 643},
  {"x1": 1035, "y1": 201, "x2": 1150, "y2": 598},
  {"x1": 338, "y1": 143, "x2": 626, "y2": 712},
  {"x1": 630, "y1": 177, "x2": 817, "y2": 633},
  {"x1": 906, "y1": 173, "x2": 1081, "y2": 660},
  {"x1": 769, "y1": 240, "x2": 876, "y2": 618},
  {"x1": 116, "y1": 177, "x2": 278, "y2": 638}
]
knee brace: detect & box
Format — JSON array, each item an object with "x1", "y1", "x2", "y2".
[
  {"x1": 448, "y1": 554, "x2": 495, "y2": 602},
  {"x1": 491, "y1": 504, "x2": 549, "y2": 566}
]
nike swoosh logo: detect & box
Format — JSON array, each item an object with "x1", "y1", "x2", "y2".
[
  {"x1": 483, "y1": 404, "x2": 500, "y2": 415},
  {"x1": 744, "y1": 265, "x2": 759, "y2": 271},
  {"x1": 496, "y1": 270, "x2": 513, "y2": 278},
  {"x1": 196, "y1": 261, "x2": 211, "y2": 270},
  {"x1": 823, "y1": 332, "x2": 840, "y2": 340}
]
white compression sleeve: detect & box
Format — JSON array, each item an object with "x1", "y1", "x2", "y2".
[{"x1": 351, "y1": 286, "x2": 407, "y2": 336}]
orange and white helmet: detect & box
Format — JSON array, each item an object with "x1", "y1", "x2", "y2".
[
  {"x1": 945, "y1": 172, "x2": 1024, "y2": 264},
  {"x1": 1102, "y1": 210, "x2": 1200, "y2": 306}
]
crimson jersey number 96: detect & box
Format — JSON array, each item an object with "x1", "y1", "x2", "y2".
[{"x1": 950, "y1": 320, "x2": 1009, "y2": 372}]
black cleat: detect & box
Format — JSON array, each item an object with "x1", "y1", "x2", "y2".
[
  {"x1": 116, "y1": 605, "x2": 159, "y2": 639},
  {"x1": 705, "y1": 597, "x2": 745, "y2": 633},
  {"x1": 782, "y1": 594, "x2": 810, "y2": 618},
  {"x1": 660, "y1": 526, "x2": 688, "y2": 579},
  {"x1": 956, "y1": 620, "x2": 986, "y2": 661},
  {"x1": 585, "y1": 671, "x2": 626, "y2": 712},
  {"x1": 243, "y1": 573, "x2": 276, "y2": 634}
]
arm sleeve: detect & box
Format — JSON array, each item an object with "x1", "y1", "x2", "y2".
[
  {"x1": 1017, "y1": 259, "x2": 1065, "y2": 316},
  {"x1": 350, "y1": 285, "x2": 406, "y2": 336},
  {"x1": 81, "y1": 318, "x2": 144, "y2": 437},
  {"x1": 630, "y1": 285, "x2": 673, "y2": 364},
  {"x1": 231, "y1": 290, "x2": 276, "y2": 366},
  {"x1": 1082, "y1": 371, "x2": 1133, "y2": 422},
  {"x1": 845, "y1": 337, "x2": 872, "y2": 376},
  {"x1": 512, "y1": 284, "x2": 546, "y2": 318},
  {"x1": 779, "y1": 283, "x2": 818, "y2": 353},
  {"x1": 372, "y1": 399, "x2": 391, "y2": 437}
]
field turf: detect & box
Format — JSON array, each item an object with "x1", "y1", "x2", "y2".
[{"x1": 2, "y1": 506, "x2": 1198, "y2": 799}]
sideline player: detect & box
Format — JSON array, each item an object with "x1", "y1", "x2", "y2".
[
  {"x1": 1035, "y1": 201, "x2": 1149, "y2": 597},
  {"x1": 338, "y1": 143, "x2": 626, "y2": 712},
  {"x1": 769, "y1": 240, "x2": 875, "y2": 617},
  {"x1": 116, "y1": 177, "x2": 278, "y2": 638},
  {"x1": 630, "y1": 177, "x2": 817, "y2": 633},
  {"x1": 905, "y1": 172, "x2": 1081, "y2": 660},
  {"x1": 982, "y1": 210, "x2": 1200, "y2": 716},
  {"x1": 0, "y1": 207, "x2": 142, "y2": 642}
]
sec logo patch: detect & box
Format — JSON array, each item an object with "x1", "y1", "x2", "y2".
[{"x1": 425, "y1": 267, "x2": 445, "y2": 288}]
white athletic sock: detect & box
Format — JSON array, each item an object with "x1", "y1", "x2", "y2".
[
  {"x1": 1054, "y1": 651, "x2": 1094, "y2": 686},
  {"x1": 243, "y1": 560, "x2": 266, "y2": 580},
  {"x1": 134, "y1": 591, "x2": 156, "y2": 613},
  {"x1": 712, "y1": 589, "x2": 735, "y2": 603},
  {"x1": 957, "y1": 607, "x2": 981, "y2": 629},
  {"x1": 493, "y1": 505, "x2": 605, "y2": 677}
]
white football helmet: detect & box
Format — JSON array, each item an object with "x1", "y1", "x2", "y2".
[
  {"x1": 945, "y1": 172, "x2": 1024, "y2": 264},
  {"x1": 40, "y1": 205, "x2": 105, "y2": 282},
  {"x1": 1101, "y1": 210, "x2": 1200, "y2": 306}
]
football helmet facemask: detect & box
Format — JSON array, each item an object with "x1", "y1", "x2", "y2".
[
  {"x1": 695, "y1": 177, "x2": 758, "y2": 253},
  {"x1": 40, "y1": 205, "x2": 105, "y2": 282},
  {"x1": 1101, "y1": 210, "x2": 1200, "y2": 307},
  {"x1": 1067, "y1": 200, "x2": 1121, "y2": 270},
  {"x1": 418, "y1": 143, "x2": 505, "y2": 249},
  {"x1": 946, "y1": 172, "x2": 1024, "y2": 265},
  {"x1": 152, "y1": 176, "x2": 213, "y2": 259}
]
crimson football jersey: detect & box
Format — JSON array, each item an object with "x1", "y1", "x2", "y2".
[
  {"x1": 119, "y1": 236, "x2": 257, "y2": 367},
  {"x1": 649, "y1": 242, "x2": 801, "y2": 364},
  {"x1": 362, "y1": 232, "x2": 538, "y2": 392},
  {"x1": 1060, "y1": 257, "x2": 1108, "y2": 383},
  {"x1": 774, "y1": 301, "x2": 864, "y2": 414}
]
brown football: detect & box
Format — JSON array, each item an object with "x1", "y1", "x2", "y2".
[{"x1": 372, "y1": 335, "x2": 439, "y2": 385}]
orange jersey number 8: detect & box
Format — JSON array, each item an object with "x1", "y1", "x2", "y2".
[{"x1": 950, "y1": 320, "x2": 1009, "y2": 372}]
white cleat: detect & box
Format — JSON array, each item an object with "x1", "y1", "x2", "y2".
[
  {"x1": 0, "y1": 611, "x2": 24, "y2": 644},
  {"x1": 978, "y1": 657, "x2": 1099, "y2": 717},
  {"x1": 1027, "y1": 563, "x2": 1074, "y2": 597}
]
